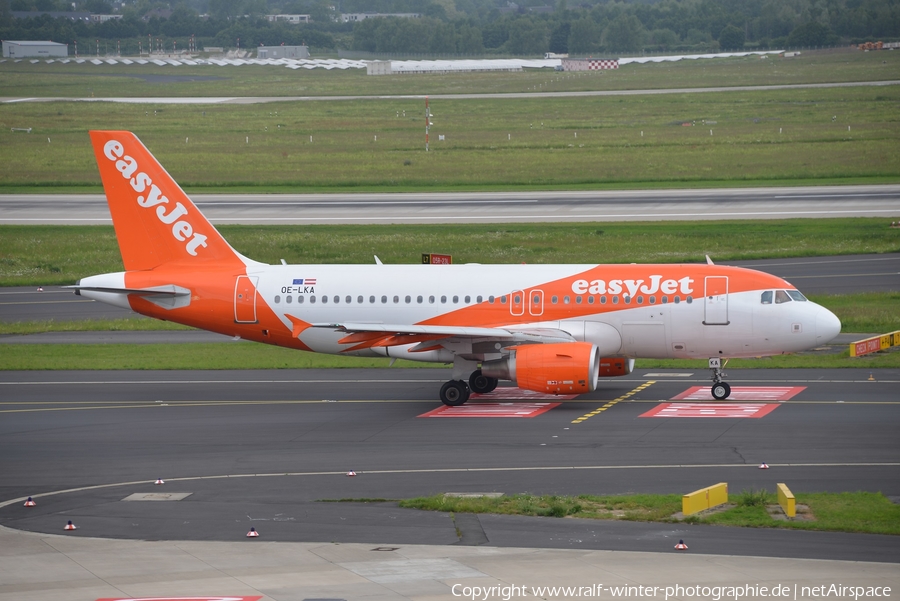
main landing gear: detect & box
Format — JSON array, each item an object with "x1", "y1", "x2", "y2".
[
  {"x1": 709, "y1": 357, "x2": 731, "y2": 400},
  {"x1": 439, "y1": 369, "x2": 500, "y2": 407}
]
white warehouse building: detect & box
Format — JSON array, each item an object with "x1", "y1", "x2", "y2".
[{"x1": 2, "y1": 40, "x2": 68, "y2": 58}]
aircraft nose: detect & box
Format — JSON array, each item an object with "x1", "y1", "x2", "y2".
[{"x1": 816, "y1": 307, "x2": 842, "y2": 343}]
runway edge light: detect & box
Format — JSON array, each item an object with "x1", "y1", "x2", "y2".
[
  {"x1": 675, "y1": 540, "x2": 688, "y2": 550},
  {"x1": 247, "y1": 527, "x2": 259, "y2": 538},
  {"x1": 24, "y1": 497, "x2": 36, "y2": 507}
]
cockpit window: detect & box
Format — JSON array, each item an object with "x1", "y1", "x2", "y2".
[
  {"x1": 760, "y1": 291, "x2": 773, "y2": 304},
  {"x1": 786, "y1": 290, "x2": 807, "y2": 302},
  {"x1": 775, "y1": 290, "x2": 792, "y2": 304}
]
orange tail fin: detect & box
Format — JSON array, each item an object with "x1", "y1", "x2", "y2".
[{"x1": 90, "y1": 130, "x2": 241, "y2": 271}]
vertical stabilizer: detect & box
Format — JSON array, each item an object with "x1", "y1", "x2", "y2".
[{"x1": 90, "y1": 130, "x2": 241, "y2": 271}]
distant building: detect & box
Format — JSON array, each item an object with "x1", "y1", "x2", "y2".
[
  {"x1": 11, "y1": 10, "x2": 90, "y2": 20},
  {"x1": 90, "y1": 14, "x2": 123, "y2": 22},
  {"x1": 366, "y1": 60, "x2": 392, "y2": 75},
  {"x1": 3, "y1": 40, "x2": 68, "y2": 58},
  {"x1": 257, "y1": 45, "x2": 309, "y2": 59},
  {"x1": 266, "y1": 14, "x2": 310, "y2": 24},
  {"x1": 341, "y1": 12, "x2": 420, "y2": 22}
]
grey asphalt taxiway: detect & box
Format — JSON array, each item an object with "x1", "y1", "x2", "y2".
[
  {"x1": 1, "y1": 184, "x2": 898, "y2": 224},
  {"x1": 1, "y1": 367, "x2": 898, "y2": 560}
]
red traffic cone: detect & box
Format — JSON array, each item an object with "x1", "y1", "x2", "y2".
[
  {"x1": 246, "y1": 527, "x2": 259, "y2": 538},
  {"x1": 24, "y1": 497, "x2": 36, "y2": 507},
  {"x1": 674, "y1": 539, "x2": 688, "y2": 550},
  {"x1": 154, "y1": 478, "x2": 165, "y2": 485},
  {"x1": 37, "y1": 287, "x2": 43, "y2": 292},
  {"x1": 64, "y1": 520, "x2": 77, "y2": 531},
  {"x1": 759, "y1": 463, "x2": 769, "y2": 469},
  {"x1": 346, "y1": 470, "x2": 357, "y2": 477}
]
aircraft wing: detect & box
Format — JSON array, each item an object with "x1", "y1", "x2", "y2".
[{"x1": 311, "y1": 322, "x2": 575, "y2": 352}]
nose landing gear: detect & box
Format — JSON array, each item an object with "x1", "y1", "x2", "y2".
[{"x1": 709, "y1": 357, "x2": 731, "y2": 400}]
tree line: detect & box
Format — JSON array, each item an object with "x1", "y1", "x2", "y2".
[{"x1": 1, "y1": 0, "x2": 897, "y2": 57}]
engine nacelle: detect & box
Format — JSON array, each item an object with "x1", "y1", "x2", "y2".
[
  {"x1": 482, "y1": 341, "x2": 599, "y2": 395},
  {"x1": 597, "y1": 356, "x2": 634, "y2": 377}
]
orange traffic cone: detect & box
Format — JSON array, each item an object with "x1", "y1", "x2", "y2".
[
  {"x1": 154, "y1": 478, "x2": 165, "y2": 485},
  {"x1": 347, "y1": 470, "x2": 357, "y2": 477},
  {"x1": 759, "y1": 463, "x2": 769, "y2": 469},
  {"x1": 246, "y1": 527, "x2": 259, "y2": 538},
  {"x1": 64, "y1": 520, "x2": 76, "y2": 531},
  {"x1": 674, "y1": 539, "x2": 688, "y2": 550},
  {"x1": 24, "y1": 497, "x2": 36, "y2": 507}
]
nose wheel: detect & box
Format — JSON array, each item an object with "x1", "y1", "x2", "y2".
[{"x1": 709, "y1": 358, "x2": 731, "y2": 400}]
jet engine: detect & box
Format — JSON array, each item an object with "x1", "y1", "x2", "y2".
[{"x1": 482, "y1": 342, "x2": 599, "y2": 395}]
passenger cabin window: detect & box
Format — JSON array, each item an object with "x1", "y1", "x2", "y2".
[
  {"x1": 358, "y1": 296, "x2": 364, "y2": 304},
  {"x1": 345, "y1": 295, "x2": 351, "y2": 304},
  {"x1": 477, "y1": 296, "x2": 483, "y2": 303},
  {"x1": 786, "y1": 290, "x2": 807, "y2": 302},
  {"x1": 775, "y1": 290, "x2": 792, "y2": 304},
  {"x1": 417, "y1": 295, "x2": 423, "y2": 303},
  {"x1": 761, "y1": 290, "x2": 773, "y2": 304},
  {"x1": 274, "y1": 295, "x2": 281, "y2": 304}
]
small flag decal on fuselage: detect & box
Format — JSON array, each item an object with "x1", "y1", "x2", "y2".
[{"x1": 293, "y1": 278, "x2": 316, "y2": 285}]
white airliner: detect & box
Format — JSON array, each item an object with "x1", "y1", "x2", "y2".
[{"x1": 72, "y1": 131, "x2": 842, "y2": 405}]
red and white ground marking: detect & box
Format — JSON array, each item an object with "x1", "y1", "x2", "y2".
[
  {"x1": 420, "y1": 402, "x2": 561, "y2": 418},
  {"x1": 96, "y1": 597, "x2": 262, "y2": 601},
  {"x1": 640, "y1": 403, "x2": 781, "y2": 418},
  {"x1": 472, "y1": 387, "x2": 578, "y2": 401},
  {"x1": 671, "y1": 386, "x2": 806, "y2": 401}
]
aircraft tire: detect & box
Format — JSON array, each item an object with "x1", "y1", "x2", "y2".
[
  {"x1": 468, "y1": 370, "x2": 498, "y2": 394},
  {"x1": 711, "y1": 382, "x2": 731, "y2": 400},
  {"x1": 440, "y1": 380, "x2": 470, "y2": 407}
]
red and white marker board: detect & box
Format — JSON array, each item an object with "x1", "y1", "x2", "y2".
[{"x1": 97, "y1": 597, "x2": 262, "y2": 601}]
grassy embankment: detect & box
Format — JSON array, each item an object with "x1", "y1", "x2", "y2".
[
  {"x1": 0, "y1": 66, "x2": 898, "y2": 193},
  {"x1": 394, "y1": 491, "x2": 900, "y2": 535}
]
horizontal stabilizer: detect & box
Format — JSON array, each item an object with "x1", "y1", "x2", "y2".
[{"x1": 67, "y1": 283, "x2": 191, "y2": 310}]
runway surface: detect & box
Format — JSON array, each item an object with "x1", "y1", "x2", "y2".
[
  {"x1": 1, "y1": 185, "x2": 898, "y2": 224},
  {"x1": 1, "y1": 367, "x2": 898, "y2": 563}
]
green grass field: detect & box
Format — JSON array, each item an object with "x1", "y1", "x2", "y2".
[
  {"x1": 0, "y1": 52, "x2": 900, "y2": 193},
  {"x1": 397, "y1": 491, "x2": 900, "y2": 535}
]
